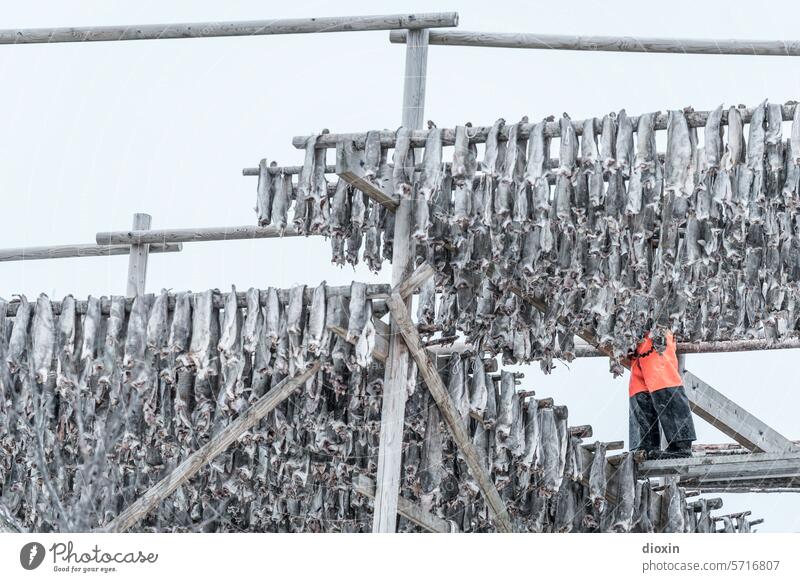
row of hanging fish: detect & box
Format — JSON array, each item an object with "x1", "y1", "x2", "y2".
[
  {"x1": 0, "y1": 305, "x2": 734, "y2": 532},
  {"x1": 260, "y1": 100, "x2": 800, "y2": 368}
]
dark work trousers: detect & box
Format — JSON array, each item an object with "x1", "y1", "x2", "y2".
[{"x1": 629, "y1": 386, "x2": 697, "y2": 451}]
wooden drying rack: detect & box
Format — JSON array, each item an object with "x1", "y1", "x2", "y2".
[{"x1": 1, "y1": 11, "x2": 797, "y2": 534}]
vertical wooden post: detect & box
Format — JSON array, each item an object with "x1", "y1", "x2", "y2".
[
  {"x1": 126, "y1": 213, "x2": 151, "y2": 297},
  {"x1": 372, "y1": 27, "x2": 429, "y2": 533}
]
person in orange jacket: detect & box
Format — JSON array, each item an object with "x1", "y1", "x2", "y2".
[{"x1": 629, "y1": 331, "x2": 696, "y2": 459}]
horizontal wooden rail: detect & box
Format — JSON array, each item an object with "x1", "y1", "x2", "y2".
[
  {"x1": 293, "y1": 103, "x2": 797, "y2": 149},
  {"x1": 96, "y1": 224, "x2": 315, "y2": 245},
  {"x1": 572, "y1": 337, "x2": 800, "y2": 358},
  {"x1": 3, "y1": 284, "x2": 390, "y2": 316},
  {"x1": 0, "y1": 242, "x2": 181, "y2": 263},
  {"x1": 638, "y1": 452, "x2": 800, "y2": 484},
  {"x1": 390, "y1": 29, "x2": 800, "y2": 57},
  {"x1": 0, "y1": 13, "x2": 458, "y2": 45}
]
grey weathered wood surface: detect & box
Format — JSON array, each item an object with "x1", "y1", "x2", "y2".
[
  {"x1": 0, "y1": 242, "x2": 181, "y2": 262},
  {"x1": 126, "y1": 213, "x2": 151, "y2": 297},
  {"x1": 372, "y1": 26, "x2": 429, "y2": 534},
  {"x1": 390, "y1": 29, "x2": 800, "y2": 56},
  {"x1": 395, "y1": 262, "x2": 435, "y2": 300},
  {"x1": 693, "y1": 441, "x2": 800, "y2": 455},
  {"x1": 97, "y1": 224, "x2": 312, "y2": 245},
  {"x1": 0, "y1": 13, "x2": 458, "y2": 45},
  {"x1": 102, "y1": 362, "x2": 320, "y2": 532},
  {"x1": 293, "y1": 103, "x2": 799, "y2": 149},
  {"x1": 683, "y1": 371, "x2": 800, "y2": 454},
  {"x1": 572, "y1": 337, "x2": 800, "y2": 357},
  {"x1": 386, "y1": 291, "x2": 514, "y2": 532},
  {"x1": 582, "y1": 440, "x2": 624, "y2": 452},
  {"x1": 353, "y1": 475, "x2": 456, "y2": 533},
  {"x1": 638, "y1": 452, "x2": 800, "y2": 483},
  {"x1": 337, "y1": 169, "x2": 399, "y2": 210}
]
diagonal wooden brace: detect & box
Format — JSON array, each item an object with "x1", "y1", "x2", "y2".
[
  {"x1": 101, "y1": 362, "x2": 321, "y2": 532},
  {"x1": 336, "y1": 140, "x2": 399, "y2": 210},
  {"x1": 386, "y1": 291, "x2": 513, "y2": 532}
]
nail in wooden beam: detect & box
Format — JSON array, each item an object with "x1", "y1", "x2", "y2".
[
  {"x1": 126, "y1": 213, "x2": 151, "y2": 297},
  {"x1": 102, "y1": 362, "x2": 320, "y2": 532},
  {"x1": 336, "y1": 141, "x2": 399, "y2": 210},
  {"x1": 353, "y1": 475, "x2": 456, "y2": 533},
  {"x1": 386, "y1": 291, "x2": 513, "y2": 532}
]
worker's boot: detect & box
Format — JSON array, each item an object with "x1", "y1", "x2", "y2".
[{"x1": 661, "y1": 440, "x2": 693, "y2": 459}]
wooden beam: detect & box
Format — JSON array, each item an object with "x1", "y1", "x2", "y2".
[
  {"x1": 353, "y1": 475, "x2": 455, "y2": 533},
  {"x1": 97, "y1": 224, "x2": 311, "y2": 245},
  {"x1": 335, "y1": 141, "x2": 399, "y2": 210},
  {"x1": 571, "y1": 338, "x2": 800, "y2": 358},
  {"x1": 126, "y1": 213, "x2": 151, "y2": 297},
  {"x1": 395, "y1": 262, "x2": 435, "y2": 300},
  {"x1": 693, "y1": 441, "x2": 800, "y2": 456},
  {"x1": 102, "y1": 362, "x2": 320, "y2": 532},
  {"x1": 293, "y1": 103, "x2": 798, "y2": 149},
  {"x1": 683, "y1": 371, "x2": 800, "y2": 454},
  {"x1": 0, "y1": 242, "x2": 181, "y2": 263},
  {"x1": 0, "y1": 13, "x2": 458, "y2": 45},
  {"x1": 389, "y1": 29, "x2": 800, "y2": 57},
  {"x1": 638, "y1": 452, "x2": 800, "y2": 484},
  {"x1": 386, "y1": 291, "x2": 513, "y2": 532},
  {"x1": 582, "y1": 440, "x2": 624, "y2": 452},
  {"x1": 372, "y1": 27, "x2": 429, "y2": 534}
]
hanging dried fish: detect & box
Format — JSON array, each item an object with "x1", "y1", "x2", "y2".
[
  {"x1": 99, "y1": 296, "x2": 126, "y2": 388},
  {"x1": 538, "y1": 406, "x2": 560, "y2": 497},
  {"x1": 242, "y1": 288, "x2": 262, "y2": 356},
  {"x1": 354, "y1": 302, "x2": 375, "y2": 369},
  {"x1": 78, "y1": 295, "x2": 100, "y2": 369},
  {"x1": 346, "y1": 282, "x2": 367, "y2": 343},
  {"x1": 185, "y1": 290, "x2": 218, "y2": 380},
  {"x1": 704, "y1": 105, "x2": 724, "y2": 171},
  {"x1": 665, "y1": 109, "x2": 695, "y2": 196},
  {"x1": 615, "y1": 109, "x2": 634, "y2": 177},
  {"x1": 482, "y1": 118, "x2": 506, "y2": 176},
  {"x1": 589, "y1": 441, "x2": 607, "y2": 513},
  {"x1": 467, "y1": 356, "x2": 488, "y2": 417},
  {"x1": 286, "y1": 285, "x2": 306, "y2": 373},
  {"x1": 392, "y1": 127, "x2": 415, "y2": 197},
  {"x1": 31, "y1": 294, "x2": 54, "y2": 384},
  {"x1": 256, "y1": 158, "x2": 273, "y2": 227},
  {"x1": 453, "y1": 124, "x2": 478, "y2": 227},
  {"x1": 147, "y1": 289, "x2": 169, "y2": 356},
  {"x1": 611, "y1": 452, "x2": 635, "y2": 532},
  {"x1": 264, "y1": 287, "x2": 280, "y2": 348},
  {"x1": 494, "y1": 370, "x2": 515, "y2": 445}
]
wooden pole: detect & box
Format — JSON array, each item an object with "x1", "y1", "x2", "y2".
[
  {"x1": 572, "y1": 338, "x2": 800, "y2": 357},
  {"x1": 637, "y1": 452, "x2": 800, "y2": 483},
  {"x1": 126, "y1": 213, "x2": 151, "y2": 297},
  {"x1": 353, "y1": 475, "x2": 456, "y2": 533},
  {"x1": 389, "y1": 29, "x2": 800, "y2": 57},
  {"x1": 372, "y1": 26, "x2": 429, "y2": 534},
  {"x1": 97, "y1": 224, "x2": 311, "y2": 245},
  {"x1": 0, "y1": 242, "x2": 181, "y2": 263},
  {"x1": 386, "y1": 291, "x2": 514, "y2": 532},
  {"x1": 0, "y1": 13, "x2": 458, "y2": 45},
  {"x1": 102, "y1": 362, "x2": 320, "y2": 532},
  {"x1": 293, "y1": 103, "x2": 798, "y2": 149}
]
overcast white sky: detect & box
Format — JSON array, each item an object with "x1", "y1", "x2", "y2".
[{"x1": 0, "y1": 0, "x2": 798, "y2": 532}]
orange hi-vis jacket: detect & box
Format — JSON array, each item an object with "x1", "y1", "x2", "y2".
[{"x1": 628, "y1": 332, "x2": 684, "y2": 397}]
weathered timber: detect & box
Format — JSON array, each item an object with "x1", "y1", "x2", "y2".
[
  {"x1": 386, "y1": 291, "x2": 514, "y2": 532},
  {"x1": 373, "y1": 26, "x2": 429, "y2": 534},
  {"x1": 96, "y1": 224, "x2": 311, "y2": 245},
  {"x1": 126, "y1": 213, "x2": 151, "y2": 297},
  {"x1": 353, "y1": 475, "x2": 456, "y2": 533},
  {"x1": 390, "y1": 29, "x2": 800, "y2": 56},
  {"x1": 0, "y1": 13, "x2": 458, "y2": 45},
  {"x1": 0, "y1": 242, "x2": 181, "y2": 263},
  {"x1": 336, "y1": 141, "x2": 399, "y2": 209},
  {"x1": 582, "y1": 440, "x2": 624, "y2": 452},
  {"x1": 683, "y1": 371, "x2": 800, "y2": 454},
  {"x1": 569, "y1": 425, "x2": 593, "y2": 438},
  {"x1": 3, "y1": 284, "x2": 390, "y2": 317},
  {"x1": 395, "y1": 262, "x2": 435, "y2": 300},
  {"x1": 293, "y1": 103, "x2": 799, "y2": 149},
  {"x1": 573, "y1": 338, "x2": 800, "y2": 357},
  {"x1": 687, "y1": 498, "x2": 724, "y2": 511},
  {"x1": 102, "y1": 362, "x2": 320, "y2": 532},
  {"x1": 638, "y1": 452, "x2": 800, "y2": 485},
  {"x1": 694, "y1": 441, "x2": 800, "y2": 455}
]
